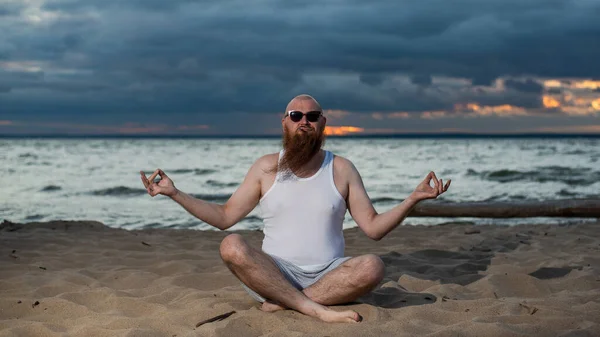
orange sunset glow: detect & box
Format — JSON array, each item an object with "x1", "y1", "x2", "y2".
[
  {"x1": 573, "y1": 80, "x2": 600, "y2": 90},
  {"x1": 543, "y1": 79, "x2": 562, "y2": 87},
  {"x1": 455, "y1": 103, "x2": 527, "y2": 116},
  {"x1": 543, "y1": 79, "x2": 600, "y2": 90},
  {"x1": 324, "y1": 126, "x2": 365, "y2": 136},
  {"x1": 474, "y1": 104, "x2": 523, "y2": 115},
  {"x1": 543, "y1": 96, "x2": 561, "y2": 108}
]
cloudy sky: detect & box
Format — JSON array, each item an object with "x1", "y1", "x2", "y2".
[{"x1": 1, "y1": 0, "x2": 599, "y2": 135}]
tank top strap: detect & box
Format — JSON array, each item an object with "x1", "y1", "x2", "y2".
[
  {"x1": 274, "y1": 150, "x2": 284, "y2": 180},
  {"x1": 323, "y1": 150, "x2": 333, "y2": 173}
]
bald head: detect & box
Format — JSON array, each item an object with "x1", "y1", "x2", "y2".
[{"x1": 285, "y1": 94, "x2": 322, "y2": 113}]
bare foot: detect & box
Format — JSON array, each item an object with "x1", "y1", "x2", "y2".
[
  {"x1": 260, "y1": 300, "x2": 286, "y2": 312},
  {"x1": 317, "y1": 308, "x2": 362, "y2": 323}
]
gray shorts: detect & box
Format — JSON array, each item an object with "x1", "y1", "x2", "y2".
[{"x1": 242, "y1": 254, "x2": 352, "y2": 303}]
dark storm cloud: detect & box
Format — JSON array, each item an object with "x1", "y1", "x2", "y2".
[
  {"x1": 359, "y1": 74, "x2": 386, "y2": 86},
  {"x1": 503, "y1": 79, "x2": 544, "y2": 94},
  {"x1": 471, "y1": 75, "x2": 498, "y2": 87},
  {"x1": 547, "y1": 88, "x2": 563, "y2": 94},
  {"x1": 410, "y1": 74, "x2": 433, "y2": 87},
  {"x1": 461, "y1": 88, "x2": 543, "y2": 109},
  {"x1": 1, "y1": 0, "x2": 599, "y2": 125},
  {"x1": 42, "y1": 0, "x2": 203, "y2": 12},
  {"x1": 0, "y1": 2, "x2": 25, "y2": 16}
]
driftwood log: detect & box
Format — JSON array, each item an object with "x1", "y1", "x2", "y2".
[{"x1": 408, "y1": 199, "x2": 600, "y2": 218}]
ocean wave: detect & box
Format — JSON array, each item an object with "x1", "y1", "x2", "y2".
[
  {"x1": 371, "y1": 197, "x2": 403, "y2": 204},
  {"x1": 92, "y1": 186, "x2": 147, "y2": 196},
  {"x1": 244, "y1": 215, "x2": 263, "y2": 222},
  {"x1": 482, "y1": 194, "x2": 527, "y2": 202},
  {"x1": 557, "y1": 189, "x2": 600, "y2": 199},
  {"x1": 142, "y1": 168, "x2": 217, "y2": 175},
  {"x1": 89, "y1": 188, "x2": 233, "y2": 200},
  {"x1": 18, "y1": 153, "x2": 38, "y2": 159},
  {"x1": 467, "y1": 166, "x2": 600, "y2": 186},
  {"x1": 565, "y1": 150, "x2": 588, "y2": 155},
  {"x1": 170, "y1": 169, "x2": 195, "y2": 174},
  {"x1": 241, "y1": 222, "x2": 263, "y2": 230},
  {"x1": 371, "y1": 197, "x2": 455, "y2": 204},
  {"x1": 206, "y1": 180, "x2": 238, "y2": 188},
  {"x1": 194, "y1": 169, "x2": 217, "y2": 175},
  {"x1": 41, "y1": 185, "x2": 61, "y2": 192},
  {"x1": 557, "y1": 189, "x2": 578, "y2": 197},
  {"x1": 190, "y1": 193, "x2": 231, "y2": 203}
]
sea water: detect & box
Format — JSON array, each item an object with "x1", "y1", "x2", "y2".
[{"x1": 1, "y1": 137, "x2": 599, "y2": 230}]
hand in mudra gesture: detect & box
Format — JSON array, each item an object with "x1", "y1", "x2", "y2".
[
  {"x1": 410, "y1": 171, "x2": 451, "y2": 201},
  {"x1": 140, "y1": 169, "x2": 177, "y2": 197}
]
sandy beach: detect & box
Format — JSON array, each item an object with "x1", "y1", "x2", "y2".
[{"x1": 1, "y1": 219, "x2": 599, "y2": 337}]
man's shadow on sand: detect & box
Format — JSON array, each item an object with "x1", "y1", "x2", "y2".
[{"x1": 355, "y1": 230, "x2": 582, "y2": 309}]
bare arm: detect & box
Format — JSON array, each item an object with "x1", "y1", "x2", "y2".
[
  {"x1": 143, "y1": 158, "x2": 266, "y2": 230},
  {"x1": 173, "y1": 160, "x2": 264, "y2": 230},
  {"x1": 344, "y1": 159, "x2": 450, "y2": 241}
]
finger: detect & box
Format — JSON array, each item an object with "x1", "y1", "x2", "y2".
[
  {"x1": 140, "y1": 173, "x2": 149, "y2": 188},
  {"x1": 439, "y1": 179, "x2": 443, "y2": 194},
  {"x1": 423, "y1": 171, "x2": 433, "y2": 183},
  {"x1": 148, "y1": 169, "x2": 161, "y2": 183},
  {"x1": 140, "y1": 171, "x2": 150, "y2": 185},
  {"x1": 158, "y1": 169, "x2": 168, "y2": 179},
  {"x1": 444, "y1": 179, "x2": 451, "y2": 191},
  {"x1": 148, "y1": 169, "x2": 160, "y2": 183},
  {"x1": 431, "y1": 171, "x2": 440, "y2": 191}
]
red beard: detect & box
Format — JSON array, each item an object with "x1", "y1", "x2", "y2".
[{"x1": 275, "y1": 124, "x2": 326, "y2": 177}]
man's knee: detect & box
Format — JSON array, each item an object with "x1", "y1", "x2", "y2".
[
  {"x1": 219, "y1": 234, "x2": 250, "y2": 265},
  {"x1": 357, "y1": 254, "x2": 385, "y2": 286}
]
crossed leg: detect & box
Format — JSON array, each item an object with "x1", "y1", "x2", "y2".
[
  {"x1": 219, "y1": 234, "x2": 385, "y2": 323},
  {"x1": 261, "y1": 252, "x2": 385, "y2": 312}
]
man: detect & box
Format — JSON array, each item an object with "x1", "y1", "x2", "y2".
[{"x1": 140, "y1": 94, "x2": 451, "y2": 323}]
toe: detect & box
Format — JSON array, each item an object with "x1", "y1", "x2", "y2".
[{"x1": 343, "y1": 310, "x2": 362, "y2": 323}]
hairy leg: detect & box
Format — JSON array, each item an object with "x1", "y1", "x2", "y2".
[
  {"x1": 219, "y1": 234, "x2": 361, "y2": 323},
  {"x1": 261, "y1": 254, "x2": 385, "y2": 312}
]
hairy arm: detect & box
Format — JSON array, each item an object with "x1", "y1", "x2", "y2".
[
  {"x1": 169, "y1": 157, "x2": 265, "y2": 230},
  {"x1": 343, "y1": 159, "x2": 420, "y2": 241}
]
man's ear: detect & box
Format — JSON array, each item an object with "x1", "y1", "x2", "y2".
[{"x1": 319, "y1": 116, "x2": 327, "y2": 133}]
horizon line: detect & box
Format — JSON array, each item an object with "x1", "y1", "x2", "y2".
[{"x1": 2, "y1": 132, "x2": 600, "y2": 139}]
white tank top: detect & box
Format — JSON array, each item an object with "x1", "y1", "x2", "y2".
[{"x1": 260, "y1": 150, "x2": 347, "y2": 269}]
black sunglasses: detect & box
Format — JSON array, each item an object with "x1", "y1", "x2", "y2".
[{"x1": 286, "y1": 110, "x2": 322, "y2": 123}]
